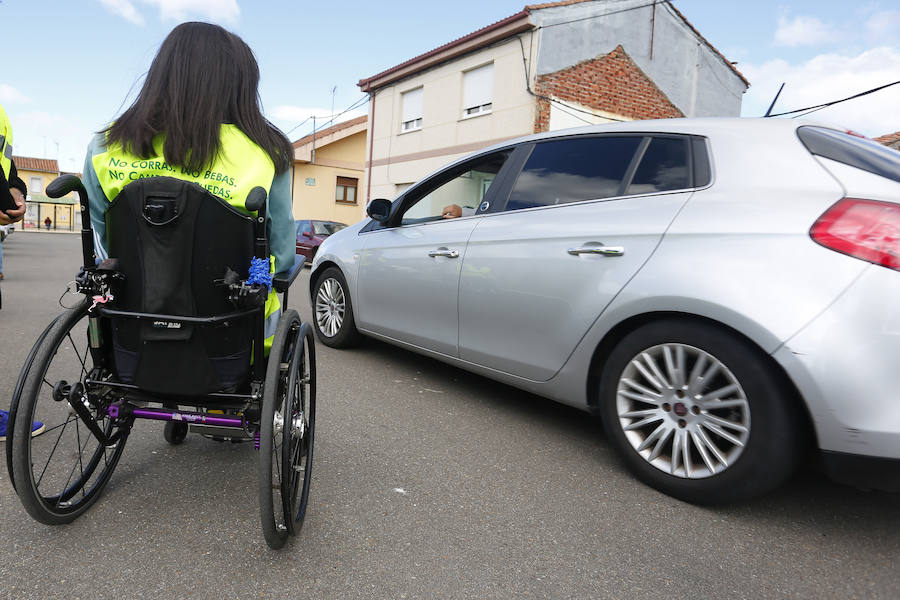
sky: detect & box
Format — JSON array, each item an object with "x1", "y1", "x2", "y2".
[{"x1": 1, "y1": 0, "x2": 898, "y2": 172}]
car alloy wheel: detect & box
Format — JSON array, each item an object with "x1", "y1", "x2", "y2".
[
  {"x1": 315, "y1": 277, "x2": 345, "y2": 338},
  {"x1": 311, "y1": 267, "x2": 361, "y2": 348},
  {"x1": 615, "y1": 343, "x2": 750, "y2": 479},
  {"x1": 599, "y1": 319, "x2": 804, "y2": 504}
]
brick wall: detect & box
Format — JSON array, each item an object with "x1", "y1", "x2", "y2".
[{"x1": 534, "y1": 45, "x2": 684, "y2": 133}]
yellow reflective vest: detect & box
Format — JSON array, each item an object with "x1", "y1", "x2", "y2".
[{"x1": 0, "y1": 104, "x2": 14, "y2": 184}]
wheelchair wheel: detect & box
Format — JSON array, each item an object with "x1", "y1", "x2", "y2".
[
  {"x1": 282, "y1": 322, "x2": 316, "y2": 536},
  {"x1": 6, "y1": 314, "x2": 62, "y2": 493},
  {"x1": 11, "y1": 300, "x2": 132, "y2": 525},
  {"x1": 164, "y1": 421, "x2": 189, "y2": 445},
  {"x1": 259, "y1": 309, "x2": 316, "y2": 549}
]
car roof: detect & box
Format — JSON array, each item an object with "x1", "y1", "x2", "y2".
[{"x1": 483, "y1": 117, "x2": 840, "y2": 153}]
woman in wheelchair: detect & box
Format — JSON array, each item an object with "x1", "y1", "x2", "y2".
[{"x1": 6, "y1": 22, "x2": 315, "y2": 549}]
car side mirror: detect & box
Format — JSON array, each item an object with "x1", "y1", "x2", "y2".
[
  {"x1": 302, "y1": 230, "x2": 313, "y2": 238},
  {"x1": 367, "y1": 198, "x2": 392, "y2": 224}
]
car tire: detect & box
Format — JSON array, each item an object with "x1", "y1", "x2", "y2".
[
  {"x1": 598, "y1": 319, "x2": 805, "y2": 504},
  {"x1": 312, "y1": 267, "x2": 361, "y2": 348}
]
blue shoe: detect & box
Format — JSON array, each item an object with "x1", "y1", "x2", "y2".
[{"x1": 0, "y1": 409, "x2": 45, "y2": 442}]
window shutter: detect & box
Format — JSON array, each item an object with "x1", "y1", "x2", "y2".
[
  {"x1": 401, "y1": 88, "x2": 423, "y2": 123},
  {"x1": 463, "y1": 63, "x2": 493, "y2": 109}
]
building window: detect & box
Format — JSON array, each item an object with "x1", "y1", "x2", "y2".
[
  {"x1": 401, "y1": 87, "x2": 423, "y2": 132},
  {"x1": 29, "y1": 176, "x2": 43, "y2": 194},
  {"x1": 335, "y1": 176, "x2": 358, "y2": 204},
  {"x1": 462, "y1": 63, "x2": 493, "y2": 119}
]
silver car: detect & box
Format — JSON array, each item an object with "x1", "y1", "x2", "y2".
[{"x1": 309, "y1": 118, "x2": 900, "y2": 503}]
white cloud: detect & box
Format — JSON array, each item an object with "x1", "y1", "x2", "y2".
[
  {"x1": 100, "y1": 0, "x2": 144, "y2": 25},
  {"x1": 99, "y1": 0, "x2": 240, "y2": 25},
  {"x1": 0, "y1": 84, "x2": 30, "y2": 104},
  {"x1": 143, "y1": 0, "x2": 240, "y2": 24},
  {"x1": 774, "y1": 14, "x2": 836, "y2": 47},
  {"x1": 866, "y1": 9, "x2": 900, "y2": 41},
  {"x1": 741, "y1": 46, "x2": 900, "y2": 137}
]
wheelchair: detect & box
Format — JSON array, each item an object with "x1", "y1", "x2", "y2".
[{"x1": 5, "y1": 174, "x2": 315, "y2": 549}]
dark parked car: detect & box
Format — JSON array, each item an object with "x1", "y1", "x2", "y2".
[{"x1": 295, "y1": 219, "x2": 348, "y2": 261}]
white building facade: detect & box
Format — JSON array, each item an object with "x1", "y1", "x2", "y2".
[{"x1": 359, "y1": 0, "x2": 748, "y2": 203}]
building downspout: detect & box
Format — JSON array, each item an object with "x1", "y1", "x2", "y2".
[
  {"x1": 689, "y1": 42, "x2": 700, "y2": 117},
  {"x1": 365, "y1": 91, "x2": 375, "y2": 205}
]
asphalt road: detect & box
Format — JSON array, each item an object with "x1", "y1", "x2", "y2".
[{"x1": 0, "y1": 232, "x2": 897, "y2": 599}]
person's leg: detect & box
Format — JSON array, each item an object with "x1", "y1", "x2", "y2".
[{"x1": 0, "y1": 409, "x2": 45, "y2": 441}]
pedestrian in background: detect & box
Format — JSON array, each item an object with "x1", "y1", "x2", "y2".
[
  {"x1": 0, "y1": 103, "x2": 28, "y2": 281},
  {"x1": 0, "y1": 102, "x2": 44, "y2": 439}
]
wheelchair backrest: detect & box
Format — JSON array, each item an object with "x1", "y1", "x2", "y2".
[{"x1": 105, "y1": 176, "x2": 259, "y2": 395}]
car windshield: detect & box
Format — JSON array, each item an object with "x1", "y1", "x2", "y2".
[{"x1": 312, "y1": 221, "x2": 347, "y2": 236}]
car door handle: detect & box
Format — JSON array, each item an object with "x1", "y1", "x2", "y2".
[
  {"x1": 428, "y1": 248, "x2": 459, "y2": 258},
  {"x1": 567, "y1": 245, "x2": 625, "y2": 257}
]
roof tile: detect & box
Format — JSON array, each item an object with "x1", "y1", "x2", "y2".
[{"x1": 12, "y1": 156, "x2": 59, "y2": 173}]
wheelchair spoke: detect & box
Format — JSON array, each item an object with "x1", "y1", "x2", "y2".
[
  {"x1": 65, "y1": 332, "x2": 89, "y2": 380},
  {"x1": 35, "y1": 415, "x2": 76, "y2": 487},
  {"x1": 13, "y1": 301, "x2": 131, "y2": 523},
  {"x1": 55, "y1": 421, "x2": 87, "y2": 508}
]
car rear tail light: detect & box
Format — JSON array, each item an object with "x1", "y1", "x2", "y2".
[{"x1": 810, "y1": 198, "x2": 900, "y2": 271}]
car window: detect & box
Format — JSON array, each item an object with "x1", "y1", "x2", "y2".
[
  {"x1": 400, "y1": 151, "x2": 511, "y2": 225},
  {"x1": 627, "y1": 137, "x2": 691, "y2": 195},
  {"x1": 312, "y1": 221, "x2": 347, "y2": 235},
  {"x1": 505, "y1": 136, "x2": 642, "y2": 211},
  {"x1": 297, "y1": 221, "x2": 312, "y2": 237}
]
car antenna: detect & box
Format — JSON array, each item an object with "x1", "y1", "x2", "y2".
[{"x1": 764, "y1": 83, "x2": 785, "y2": 117}]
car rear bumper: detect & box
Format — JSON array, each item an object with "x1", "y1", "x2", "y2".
[
  {"x1": 820, "y1": 451, "x2": 900, "y2": 492},
  {"x1": 775, "y1": 264, "x2": 900, "y2": 460}
]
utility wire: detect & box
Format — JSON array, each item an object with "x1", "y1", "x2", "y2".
[
  {"x1": 763, "y1": 80, "x2": 900, "y2": 118},
  {"x1": 284, "y1": 94, "x2": 369, "y2": 136},
  {"x1": 310, "y1": 95, "x2": 369, "y2": 131},
  {"x1": 548, "y1": 100, "x2": 597, "y2": 125}
]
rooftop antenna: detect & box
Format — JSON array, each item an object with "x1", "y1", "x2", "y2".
[
  {"x1": 764, "y1": 83, "x2": 785, "y2": 117},
  {"x1": 330, "y1": 85, "x2": 337, "y2": 125}
]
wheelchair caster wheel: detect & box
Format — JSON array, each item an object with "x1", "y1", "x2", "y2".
[{"x1": 164, "y1": 421, "x2": 189, "y2": 445}]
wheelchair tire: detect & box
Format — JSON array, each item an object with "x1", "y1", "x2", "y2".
[
  {"x1": 282, "y1": 322, "x2": 315, "y2": 536},
  {"x1": 12, "y1": 300, "x2": 132, "y2": 525},
  {"x1": 259, "y1": 309, "x2": 313, "y2": 549},
  {"x1": 164, "y1": 421, "x2": 189, "y2": 445},
  {"x1": 6, "y1": 313, "x2": 62, "y2": 493}
]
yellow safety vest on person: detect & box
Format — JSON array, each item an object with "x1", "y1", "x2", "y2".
[
  {"x1": 91, "y1": 124, "x2": 281, "y2": 351},
  {"x1": 0, "y1": 104, "x2": 15, "y2": 183}
]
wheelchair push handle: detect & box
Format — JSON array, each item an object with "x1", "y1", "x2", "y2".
[
  {"x1": 245, "y1": 186, "x2": 269, "y2": 260},
  {"x1": 245, "y1": 186, "x2": 267, "y2": 213},
  {"x1": 47, "y1": 174, "x2": 96, "y2": 270}
]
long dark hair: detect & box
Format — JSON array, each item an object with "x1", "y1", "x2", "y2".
[{"x1": 104, "y1": 22, "x2": 292, "y2": 173}]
